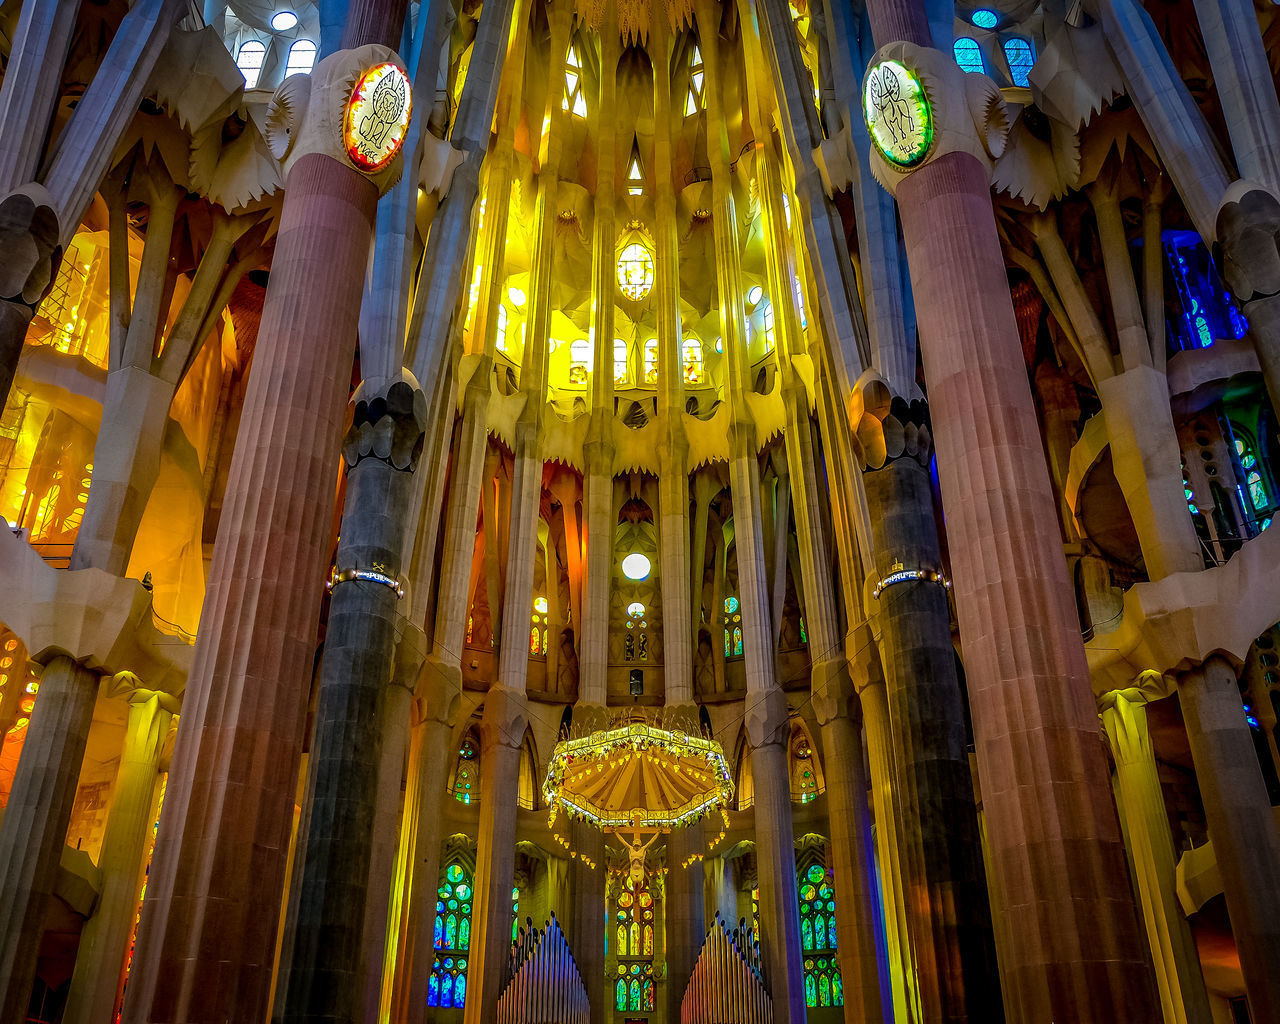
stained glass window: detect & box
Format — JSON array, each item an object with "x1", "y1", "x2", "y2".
[
  {"x1": 614, "y1": 876, "x2": 657, "y2": 1011},
  {"x1": 236, "y1": 40, "x2": 267, "y2": 89},
  {"x1": 953, "y1": 37, "x2": 984, "y2": 75},
  {"x1": 1163, "y1": 232, "x2": 1248, "y2": 352},
  {"x1": 683, "y1": 337, "x2": 704, "y2": 383},
  {"x1": 618, "y1": 242, "x2": 654, "y2": 300},
  {"x1": 495, "y1": 304, "x2": 509, "y2": 352},
  {"x1": 799, "y1": 861, "x2": 843, "y2": 1008},
  {"x1": 530, "y1": 595, "x2": 549, "y2": 656},
  {"x1": 429, "y1": 859, "x2": 474, "y2": 1007},
  {"x1": 725, "y1": 596, "x2": 743, "y2": 658},
  {"x1": 569, "y1": 338, "x2": 591, "y2": 386},
  {"x1": 762, "y1": 303, "x2": 777, "y2": 350},
  {"x1": 453, "y1": 736, "x2": 479, "y2": 804},
  {"x1": 284, "y1": 39, "x2": 317, "y2": 77},
  {"x1": 685, "y1": 44, "x2": 705, "y2": 116},
  {"x1": 562, "y1": 43, "x2": 587, "y2": 117},
  {"x1": 614, "y1": 339, "x2": 631, "y2": 386},
  {"x1": 791, "y1": 731, "x2": 819, "y2": 803},
  {"x1": 971, "y1": 8, "x2": 999, "y2": 28},
  {"x1": 625, "y1": 602, "x2": 648, "y2": 662},
  {"x1": 1002, "y1": 38, "x2": 1034, "y2": 87},
  {"x1": 643, "y1": 338, "x2": 659, "y2": 384}
]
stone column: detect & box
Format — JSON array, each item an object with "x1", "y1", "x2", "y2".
[
  {"x1": 0, "y1": 656, "x2": 99, "y2": 1024},
  {"x1": 63, "y1": 683, "x2": 178, "y2": 1024},
  {"x1": 812, "y1": 667, "x2": 891, "y2": 1024},
  {"x1": 705, "y1": 856, "x2": 738, "y2": 927},
  {"x1": 861, "y1": 421, "x2": 1002, "y2": 1021},
  {"x1": 280, "y1": 374, "x2": 426, "y2": 1024},
  {"x1": 1178, "y1": 656, "x2": 1280, "y2": 1021},
  {"x1": 861, "y1": 26, "x2": 1157, "y2": 1021},
  {"x1": 464, "y1": 687, "x2": 527, "y2": 1024},
  {"x1": 0, "y1": 185, "x2": 61, "y2": 411},
  {"x1": 122, "y1": 37, "x2": 410, "y2": 1024},
  {"x1": 566, "y1": 820, "x2": 606, "y2": 1024},
  {"x1": 1100, "y1": 687, "x2": 1212, "y2": 1024},
  {"x1": 665, "y1": 824, "x2": 706, "y2": 1022}
]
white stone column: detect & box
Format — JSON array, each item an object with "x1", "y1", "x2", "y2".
[{"x1": 64, "y1": 684, "x2": 178, "y2": 1024}]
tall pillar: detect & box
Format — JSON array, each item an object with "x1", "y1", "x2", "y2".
[
  {"x1": 812, "y1": 672, "x2": 891, "y2": 1024},
  {"x1": 861, "y1": 20, "x2": 1157, "y2": 1020},
  {"x1": 0, "y1": 656, "x2": 99, "y2": 1024},
  {"x1": 1178, "y1": 656, "x2": 1280, "y2": 1021},
  {"x1": 566, "y1": 820, "x2": 606, "y2": 1023},
  {"x1": 280, "y1": 375, "x2": 426, "y2": 1024},
  {"x1": 861, "y1": 436, "x2": 1002, "y2": 1021},
  {"x1": 665, "y1": 824, "x2": 706, "y2": 1022},
  {"x1": 122, "y1": 31, "x2": 410, "y2": 1024},
  {"x1": 64, "y1": 684, "x2": 178, "y2": 1024},
  {"x1": 1100, "y1": 687, "x2": 1212, "y2": 1024},
  {"x1": 464, "y1": 688, "x2": 527, "y2": 1024}
]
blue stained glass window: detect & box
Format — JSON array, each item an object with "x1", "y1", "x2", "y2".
[
  {"x1": 1003, "y1": 38, "x2": 1034, "y2": 87},
  {"x1": 1163, "y1": 232, "x2": 1249, "y2": 352},
  {"x1": 971, "y1": 8, "x2": 999, "y2": 27},
  {"x1": 428, "y1": 858, "x2": 474, "y2": 1007},
  {"x1": 954, "y1": 37, "x2": 984, "y2": 74}
]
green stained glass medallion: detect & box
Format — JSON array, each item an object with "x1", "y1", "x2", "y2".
[{"x1": 864, "y1": 59, "x2": 934, "y2": 169}]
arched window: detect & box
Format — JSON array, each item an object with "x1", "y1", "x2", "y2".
[
  {"x1": 1002, "y1": 37, "x2": 1034, "y2": 87},
  {"x1": 762, "y1": 302, "x2": 777, "y2": 350},
  {"x1": 284, "y1": 39, "x2": 317, "y2": 77},
  {"x1": 685, "y1": 44, "x2": 705, "y2": 116},
  {"x1": 614, "y1": 878, "x2": 657, "y2": 1011},
  {"x1": 236, "y1": 40, "x2": 267, "y2": 89},
  {"x1": 530, "y1": 596, "x2": 549, "y2": 656},
  {"x1": 625, "y1": 601, "x2": 648, "y2": 662},
  {"x1": 798, "y1": 861, "x2": 843, "y2": 1007},
  {"x1": 682, "y1": 337, "x2": 704, "y2": 383},
  {"x1": 453, "y1": 734, "x2": 479, "y2": 804},
  {"x1": 562, "y1": 43, "x2": 587, "y2": 117},
  {"x1": 617, "y1": 241, "x2": 654, "y2": 300},
  {"x1": 614, "y1": 339, "x2": 631, "y2": 386},
  {"x1": 953, "y1": 37, "x2": 984, "y2": 75},
  {"x1": 724, "y1": 596, "x2": 743, "y2": 658},
  {"x1": 568, "y1": 338, "x2": 591, "y2": 386},
  {"x1": 495, "y1": 304, "x2": 509, "y2": 352},
  {"x1": 428, "y1": 860, "x2": 474, "y2": 1007},
  {"x1": 790, "y1": 729, "x2": 819, "y2": 803},
  {"x1": 643, "y1": 338, "x2": 658, "y2": 385}
]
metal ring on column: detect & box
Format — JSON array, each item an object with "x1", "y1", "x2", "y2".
[
  {"x1": 871, "y1": 561, "x2": 951, "y2": 599},
  {"x1": 326, "y1": 566, "x2": 405, "y2": 598}
]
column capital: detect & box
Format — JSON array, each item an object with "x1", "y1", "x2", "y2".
[
  {"x1": 415, "y1": 650, "x2": 463, "y2": 721},
  {"x1": 844, "y1": 623, "x2": 886, "y2": 696},
  {"x1": 743, "y1": 686, "x2": 790, "y2": 749},
  {"x1": 1214, "y1": 180, "x2": 1280, "y2": 299},
  {"x1": 343, "y1": 371, "x2": 428, "y2": 472},
  {"x1": 862, "y1": 41, "x2": 1010, "y2": 197},
  {"x1": 480, "y1": 686, "x2": 529, "y2": 751},
  {"x1": 0, "y1": 184, "x2": 61, "y2": 313},
  {"x1": 1097, "y1": 668, "x2": 1176, "y2": 713},
  {"x1": 264, "y1": 45, "x2": 412, "y2": 195},
  {"x1": 811, "y1": 656, "x2": 857, "y2": 726}
]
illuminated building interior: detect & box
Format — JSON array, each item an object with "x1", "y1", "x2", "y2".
[{"x1": 0, "y1": 0, "x2": 1279, "y2": 1023}]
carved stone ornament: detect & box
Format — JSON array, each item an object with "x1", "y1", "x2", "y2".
[
  {"x1": 341, "y1": 369, "x2": 428, "y2": 471},
  {"x1": 863, "y1": 41, "x2": 1010, "y2": 196},
  {"x1": 1213, "y1": 180, "x2": 1280, "y2": 302},
  {"x1": 846, "y1": 369, "x2": 933, "y2": 470},
  {"x1": 0, "y1": 185, "x2": 62, "y2": 310},
  {"x1": 264, "y1": 44, "x2": 410, "y2": 195}
]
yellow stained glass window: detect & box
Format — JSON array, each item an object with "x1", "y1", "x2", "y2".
[
  {"x1": 617, "y1": 243, "x2": 654, "y2": 301},
  {"x1": 643, "y1": 338, "x2": 658, "y2": 384},
  {"x1": 682, "y1": 337, "x2": 703, "y2": 383},
  {"x1": 562, "y1": 43, "x2": 587, "y2": 117},
  {"x1": 614, "y1": 339, "x2": 631, "y2": 386}
]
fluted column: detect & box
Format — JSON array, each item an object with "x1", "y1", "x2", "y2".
[
  {"x1": 465, "y1": 687, "x2": 527, "y2": 1024},
  {"x1": 280, "y1": 376, "x2": 426, "y2": 1024},
  {"x1": 566, "y1": 819, "x2": 606, "y2": 1023},
  {"x1": 0, "y1": 656, "x2": 100, "y2": 1024},
  {"x1": 665, "y1": 824, "x2": 706, "y2": 1021},
  {"x1": 860, "y1": 8, "x2": 1158, "y2": 1014},
  {"x1": 1178, "y1": 657, "x2": 1280, "y2": 1020},
  {"x1": 63, "y1": 684, "x2": 177, "y2": 1024},
  {"x1": 812, "y1": 666, "x2": 890, "y2": 1024},
  {"x1": 862, "y1": 443, "x2": 1001, "y2": 1022},
  {"x1": 1100, "y1": 687, "x2": 1212, "y2": 1024},
  {"x1": 122, "y1": 25, "x2": 409, "y2": 1022}
]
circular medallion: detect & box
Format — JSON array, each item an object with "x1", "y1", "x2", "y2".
[
  {"x1": 863, "y1": 59, "x2": 934, "y2": 169},
  {"x1": 344, "y1": 62, "x2": 412, "y2": 172}
]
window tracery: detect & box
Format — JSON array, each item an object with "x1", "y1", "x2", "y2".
[
  {"x1": 682, "y1": 337, "x2": 704, "y2": 383},
  {"x1": 685, "y1": 44, "x2": 705, "y2": 116},
  {"x1": 284, "y1": 39, "x2": 317, "y2": 76},
  {"x1": 429, "y1": 861, "x2": 473, "y2": 1008},
  {"x1": 1002, "y1": 37, "x2": 1034, "y2": 87},
  {"x1": 798, "y1": 861, "x2": 843, "y2": 1008},
  {"x1": 613, "y1": 876, "x2": 657, "y2": 1012},
  {"x1": 562, "y1": 43, "x2": 587, "y2": 117},
  {"x1": 569, "y1": 338, "x2": 591, "y2": 386},
  {"x1": 614, "y1": 338, "x2": 631, "y2": 386},
  {"x1": 453, "y1": 735, "x2": 479, "y2": 804},
  {"x1": 236, "y1": 40, "x2": 266, "y2": 89},
  {"x1": 618, "y1": 243, "x2": 654, "y2": 300},
  {"x1": 724, "y1": 596, "x2": 743, "y2": 658},
  {"x1": 953, "y1": 37, "x2": 984, "y2": 74},
  {"x1": 530, "y1": 595, "x2": 549, "y2": 656},
  {"x1": 625, "y1": 601, "x2": 648, "y2": 662},
  {"x1": 643, "y1": 338, "x2": 658, "y2": 384}
]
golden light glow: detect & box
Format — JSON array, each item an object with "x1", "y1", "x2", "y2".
[{"x1": 617, "y1": 242, "x2": 654, "y2": 301}]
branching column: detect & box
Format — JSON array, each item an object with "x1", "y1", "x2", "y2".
[
  {"x1": 1177, "y1": 656, "x2": 1280, "y2": 1020},
  {"x1": 63, "y1": 684, "x2": 177, "y2": 1024},
  {"x1": 1100, "y1": 687, "x2": 1212, "y2": 1024},
  {"x1": 861, "y1": 11, "x2": 1157, "y2": 1019},
  {"x1": 0, "y1": 656, "x2": 100, "y2": 1024},
  {"x1": 122, "y1": 25, "x2": 409, "y2": 1022}
]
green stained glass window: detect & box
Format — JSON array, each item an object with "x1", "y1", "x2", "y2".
[
  {"x1": 799, "y1": 859, "x2": 843, "y2": 1007},
  {"x1": 430, "y1": 857, "x2": 474, "y2": 1007}
]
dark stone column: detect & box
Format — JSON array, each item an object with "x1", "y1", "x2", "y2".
[
  {"x1": 0, "y1": 185, "x2": 61, "y2": 411},
  {"x1": 566, "y1": 821, "x2": 606, "y2": 1023},
  {"x1": 0, "y1": 656, "x2": 98, "y2": 1024},
  {"x1": 280, "y1": 374, "x2": 426, "y2": 1024},
  {"x1": 664, "y1": 825, "x2": 706, "y2": 1022},
  {"x1": 861, "y1": 399, "x2": 1001, "y2": 1022}
]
